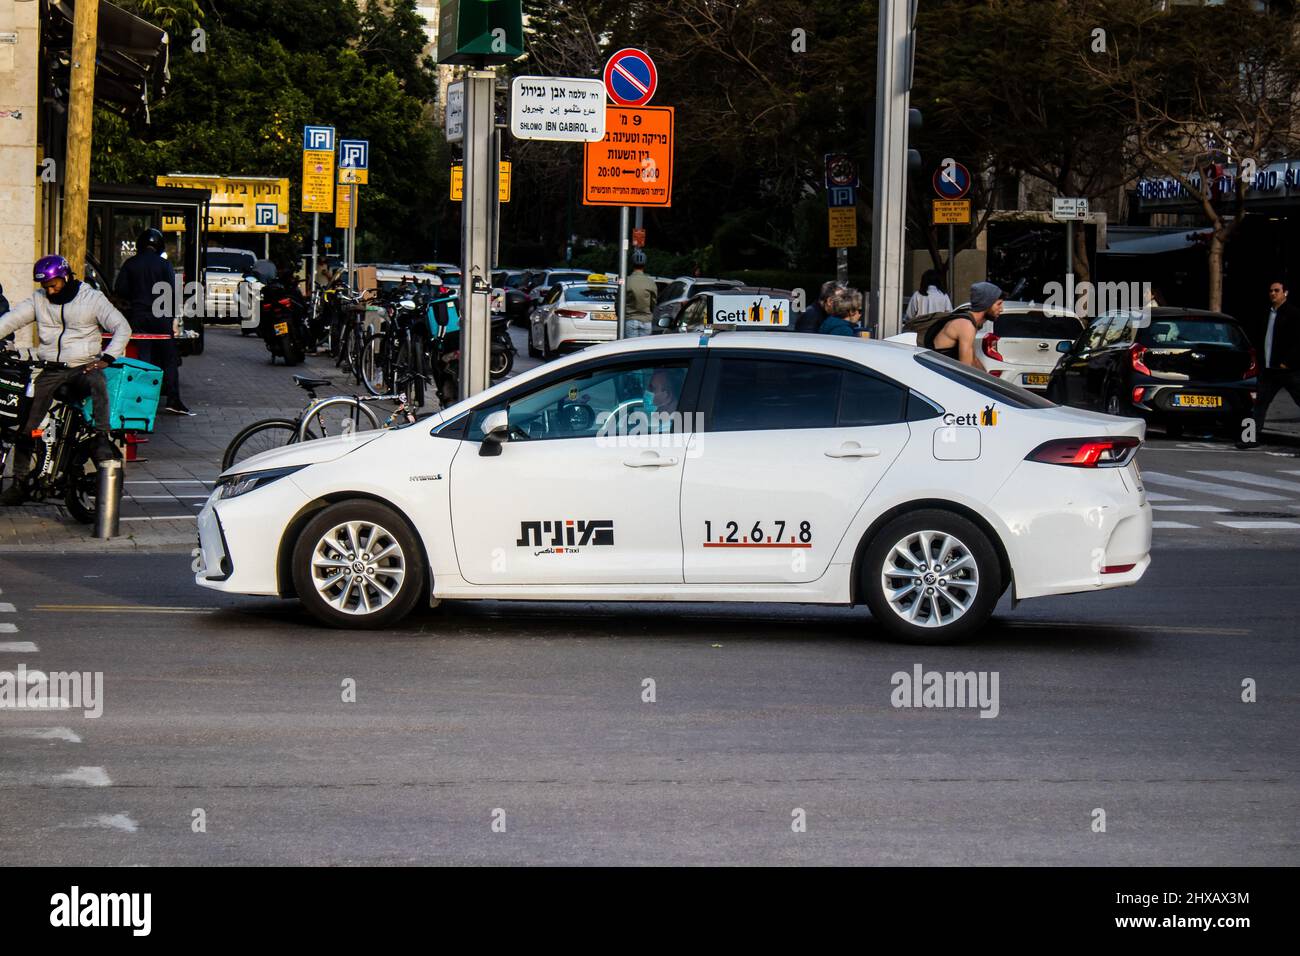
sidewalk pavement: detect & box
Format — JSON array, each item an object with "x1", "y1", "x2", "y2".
[
  {"x1": 1, "y1": 325, "x2": 362, "y2": 553},
  {"x1": 1, "y1": 324, "x2": 1297, "y2": 552}
]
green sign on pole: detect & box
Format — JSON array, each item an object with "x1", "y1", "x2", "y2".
[{"x1": 437, "y1": 0, "x2": 524, "y2": 65}]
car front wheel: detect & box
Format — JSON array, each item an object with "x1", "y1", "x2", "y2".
[
  {"x1": 862, "y1": 509, "x2": 1001, "y2": 644},
  {"x1": 291, "y1": 501, "x2": 425, "y2": 628}
]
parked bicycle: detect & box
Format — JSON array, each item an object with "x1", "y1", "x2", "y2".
[{"x1": 221, "y1": 374, "x2": 418, "y2": 470}]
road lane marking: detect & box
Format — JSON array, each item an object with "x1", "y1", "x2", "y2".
[
  {"x1": 1215, "y1": 520, "x2": 1300, "y2": 529},
  {"x1": 1003, "y1": 621, "x2": 1250, "y2": 636},
  {"x1": 1141, "y1": 471, "x2": 1287, "y2": 500},
  {"x1": 1192, "y1": 470, "x2": 1300, "y2": 494},
  {"x1": 1151, "y1": 504, "x2": 1228, "y2": 512},
  {"x1": 54, "y1": 766, "x2": 111, "y2": 787},
  {"x1": 0, "y1": 641, "x2": 37, "y2": 652},
  {"x1": 32, "y1": 604, "x2": 211, "y2": 615},
  {"x1": 0, "y1": 727, "x2": 81, "y2": 743},
  {"x1": 68, "y1": 813, "x2": 138, "y2": 833},
  {"x1": 1143, "y1": 492, "x2": 1186, "y2": 502},
  {"x1": 1152, "y1": 521, "x2": 1198, "y2": 529}
]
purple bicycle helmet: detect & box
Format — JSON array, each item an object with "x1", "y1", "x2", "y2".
[{"x1": 33, "y1": 254, "x2": 72, "y2": 282}]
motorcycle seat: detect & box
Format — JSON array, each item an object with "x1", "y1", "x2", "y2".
[{"x1": 292, "y1": 375, "x2": 331, "y2": 391}]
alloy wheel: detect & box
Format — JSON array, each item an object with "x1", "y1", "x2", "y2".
[{"x1": 880, "y1": 530, "x2": 980, "y2": 628}]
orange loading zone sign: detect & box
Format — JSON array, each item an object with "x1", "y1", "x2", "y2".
[{"x1": 583, "y1": 106, "x2": 674, "y2": 207}]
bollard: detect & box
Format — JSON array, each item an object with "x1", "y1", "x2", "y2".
[{"x1": 94, "y1": 459, "x2": 123, "y2": 539}]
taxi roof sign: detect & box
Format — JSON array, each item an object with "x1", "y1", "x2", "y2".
[{"x1": 708, "y1": 293, "x2": 793, "y2": 328}]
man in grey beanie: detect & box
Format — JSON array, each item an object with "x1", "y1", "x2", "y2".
[{"x1": 926, "y1": 281, "x2": 1004, "y2": 370}]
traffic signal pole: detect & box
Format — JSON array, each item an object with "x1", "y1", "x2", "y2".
[
  {"x1": 870, "y1": 0, "x2": 915, "y2": 339},
  {"x1": 459, "y1": 69, "x2": 495, "y2": 401}
]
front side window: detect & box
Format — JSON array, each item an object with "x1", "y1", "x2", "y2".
[{"x1": 470, "y1": 359, "x2": 692, "y2": 442}]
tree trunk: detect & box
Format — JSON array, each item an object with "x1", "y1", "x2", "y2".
[{"x1": 1207, "y1": 232, "x2": 1224, "y2": 312}]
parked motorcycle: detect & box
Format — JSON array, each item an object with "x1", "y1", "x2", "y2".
[{"x1": 248, "y1": 262, "x2": 309, "y2": 366}]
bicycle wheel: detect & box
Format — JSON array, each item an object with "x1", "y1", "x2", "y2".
[
  {"x1": 303, "y1": 397, "x2": 383, "y2": 441},
  {"x1": 359, "y1": 331, "x2": 390, "y2": 396},
  {"x1": 223, "y1": 419, "x2": 308, "y2": 471}
]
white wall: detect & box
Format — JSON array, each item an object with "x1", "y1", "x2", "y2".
[{"x1": 0, "y1": 0, "x2": 39, "y2": 331}]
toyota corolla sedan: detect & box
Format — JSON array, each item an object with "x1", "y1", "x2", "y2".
[
  {"x1": 195, "y1": 333, "x2": 1152, "y2": 644},
  {"x1": 527, "y1": 278, "x2": 619, "y2": 359}
]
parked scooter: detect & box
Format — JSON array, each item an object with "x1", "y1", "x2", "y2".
[{"x1": 247, "y1": 261, "x2": 309, "y2": 366}]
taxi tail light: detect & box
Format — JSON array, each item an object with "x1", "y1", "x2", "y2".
[
  {"x1": 1132, "y1": 386, "x2": 1146, "y2": 403},
  {"x1": 555, "y1": 308, "x2": 586, "y2": 318},
  {"x1": 1026, "y1": 436, "x2": 1140, "y2": 468},
  {"x1": 982, "y1": 334, "x2": 1003, "y2": 361},
  {"x1": 1130, "y1": 344, "x2": 1151, "y2": 375},
  {"x1": 1244, "y1": 347, "x2": 1258, "y2": 379}
]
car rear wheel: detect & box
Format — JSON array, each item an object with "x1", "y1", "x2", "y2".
[
  {"x1": 862, "y1": 509, "x2": 1001, "y2": 644},
  {"x1": 291, "y1": 501, "x2": 425, "y2": 628}
]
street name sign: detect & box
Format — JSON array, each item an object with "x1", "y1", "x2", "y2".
[{"x1": 510, "y1": 76, "x2": 607, "y2": 142}]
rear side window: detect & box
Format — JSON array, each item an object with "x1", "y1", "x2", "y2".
[
  {"x1": 708, "y1": 359, "x2": 909, "y2": 431},
  {"x1": 711, "y1": 359, "x2": 840, "y2": 431},
  {"x1": 1139, "y1": 319, "x2": 1247, "y2": 348},
  {"x1": 994, "y1": 311, "x2": 1083, "y2": 339},
  {"x1": 914, "y1": 352, "x2": 1056, "y2": 409},
  {"x1": 565, "y1": 286, "x2": 618, "y2": 302},
  {"x1": 663, "y1": 281, "x2": 686, "y2": 301}
]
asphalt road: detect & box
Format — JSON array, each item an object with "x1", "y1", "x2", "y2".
[{"x1": 0, "y1": 546, "x2": 1295, "y2": 865}]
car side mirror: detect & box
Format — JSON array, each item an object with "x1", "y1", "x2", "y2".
[
  {"x1": 1056, "y1": 340, "x2": 1072, "y2": 353},
  {"x1": 479, "y1": 409, "x2": 509, "y2": 457}
]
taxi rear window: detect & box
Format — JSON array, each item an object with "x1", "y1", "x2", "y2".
[{"x1": 565, "y1": 286, "x2": 618, "y2": 302}]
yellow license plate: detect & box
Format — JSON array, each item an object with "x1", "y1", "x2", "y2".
[
  {"x1": 1173, "y1": 394, "x2": 1222, "y2": 408},
  {"x1": 273, "y1": 322, "x2": 289, "y2": 335},
  {"x1": 592, "y1": 312, "x2": 616, "y2": 320},
  {"x1": 1023, "y1": 373, "x2": 1050, "y2": 386}
]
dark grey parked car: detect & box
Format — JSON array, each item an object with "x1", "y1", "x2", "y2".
[{"x1": 651, "y1": 277, "x2": 744, "y2": 333}]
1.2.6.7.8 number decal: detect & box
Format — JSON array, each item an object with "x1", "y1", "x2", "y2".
[{"x1": 703, "y1": 520, "x2": 812, "y2": 548}]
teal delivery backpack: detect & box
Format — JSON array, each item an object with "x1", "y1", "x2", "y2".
[{"x1": 82, "y1": 357, "x2": 163, "y2": 432}]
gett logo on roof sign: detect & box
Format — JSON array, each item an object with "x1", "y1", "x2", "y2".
[{"x1": 709, "y1": 294, "x2": 791, "y2": 327}]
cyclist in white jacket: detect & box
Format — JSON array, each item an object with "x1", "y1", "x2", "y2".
[{"x1": 0, "y1": 255, "x2": 131, "y2": 505}]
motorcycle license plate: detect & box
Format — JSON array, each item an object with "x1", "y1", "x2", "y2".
[
  {"x1": 274, "y1": 322, "x2": 289, "y2": 335},
  {"x1": 1172, "y1": 394, "x2": 1222, "y2": 408}
]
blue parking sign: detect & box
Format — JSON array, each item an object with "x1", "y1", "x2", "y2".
[
  {"x1": 303, "y1": 125, "x2": 335, "y2": 151},
  {"x1": 338, "y1": 139, "x2": 369, "y2": 170},
  {"x1": 255, "y1": 204, "x2": 278, "y2": 226}
]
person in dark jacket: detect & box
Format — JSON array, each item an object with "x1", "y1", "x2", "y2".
[
  {"x1": 114, "y1": 228, "x2": 192, "y2": 415},
  {"x1": 818, "y1": 287, "x2": 864, "y2": 336},
  {"x1": 1240, "y1": 277, "x2": 1300, "y2": 447},
  {"x1": 796, "y1": 279, "x2": 845, "y2": 333}
]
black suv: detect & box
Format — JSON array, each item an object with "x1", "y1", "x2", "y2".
[{"x1": 1047, "y1": 307, "x2": 1257, "y2": 437}]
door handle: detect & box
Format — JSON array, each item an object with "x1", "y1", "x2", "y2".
[
  {"x1": 623, "y1": 454, "x2": 679, "y2": 467},
  {"x1": 825, "y1": 443, "x2": 881, "y2": 459}
]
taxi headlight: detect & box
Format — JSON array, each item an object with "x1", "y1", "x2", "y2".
[{"x1": 219, "y1": 465, "x2": 304, "y2": 499}]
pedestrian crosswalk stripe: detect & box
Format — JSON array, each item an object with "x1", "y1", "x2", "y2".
[
  {"x1": 0, "y1": 727, "x2": 81, "y2": 743},
  {"x1": 1143, "y1": 491, "x2": 1186, "y2": 502},
  {"x1": 1151, "y1": 504, "x2": 1229, "y2": 512},
  {"x1": 1215, "y1": 520, "x2": 1300, "y2": 529},
  {"x1": 1141, "y1": 471, "x2": 1287, "y2": 500},
  {"x1": 0, "y1": 622, "x2": 16, "y2": 633},
  {"x1": 0, "y1": 641, "x2": 36, "y2": 652},
  {"x1": 1152, "y1": 521, "x2": 1198, "y2": 529},
  {"x1": 0, "y1": 602, "x2": 14, "y2": 613},
  {"x1": 1192, "y1": 470, "x2": 1300, "y2": 494}
]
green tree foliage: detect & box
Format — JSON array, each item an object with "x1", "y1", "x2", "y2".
[{"x1": 92, "y1": 0, "x2": 449, "y2": 262}]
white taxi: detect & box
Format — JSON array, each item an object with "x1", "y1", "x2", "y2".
[{"x1": 195, "y1": 332, "x2": 1152, "y2": 643}]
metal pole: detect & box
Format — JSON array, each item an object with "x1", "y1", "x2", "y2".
[
  {"x1": 60, "y1": 0, "x2": 100, "y2": 270},
  {"x1": 1066, "y1": 219, "x2": 1074, "y2": 279},
  {"x1": 94, "y1": 460, "x2": 123, "y2": 539},
  {"x1": 264, "y1": 234, "x2": 270, "y2": 260},
  {"x1": 837, "y1": 247, "x2": 848, "y2": 283},
  {"x1": 459, "y1": 70, "x2": 495, "y2": 401},
  {"x1": 869, "y1": 0, "x2": 914, "y2": 339},
  {"x1": 616, "y1": 206, "x2": 630, "y2": 339},
  {"x1": 347, "y1": 182, "x2": 357, "y2": 293},
  {"x1": 490, "y1": 126, "x2": 502, "y2": 271},
  {"x1": 310, "y1": 213, "x2": 319, "y2": 300},
  {"x1": 948, "y1": 224, "x2": 956, "y2": 305}
]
